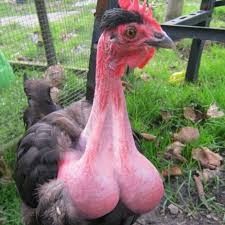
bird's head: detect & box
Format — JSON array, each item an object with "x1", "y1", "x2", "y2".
[
  {"x1": 100, "y1": 0, "x2": 174, "y2": 75},
  {"x1": 23, "y1": 75, "x2": 60, "y2": 114}
]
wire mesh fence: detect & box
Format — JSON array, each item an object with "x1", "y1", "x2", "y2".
[
  {"x1": 0, "y1": 0, "x2": 97, "y2": 147},
  {"x1": 0, "y1": 0, "x2": 96, "y2": 68}
]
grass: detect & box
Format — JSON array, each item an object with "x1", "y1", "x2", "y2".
[
  {"x1": 0, "y1": 1, "x2": 225, "y2": 225},
  {"x1": 125, "y1": 20, "x2": 225, "y2": 218}
]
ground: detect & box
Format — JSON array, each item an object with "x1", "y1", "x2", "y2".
[
  {"x1": 0, "y1": 0, "x2": 225, "y2": 225},
  {"x1": 134, "y1": 170, "x2": 225, "y2": 225}
]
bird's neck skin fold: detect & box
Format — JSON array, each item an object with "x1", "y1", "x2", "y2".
[{"x1": 80, "y1": 33, "x2": 136, "y2": 155}]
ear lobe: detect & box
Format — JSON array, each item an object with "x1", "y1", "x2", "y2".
[{"x1": 110, "y1": 33, "x2": 117, "y2": 43}]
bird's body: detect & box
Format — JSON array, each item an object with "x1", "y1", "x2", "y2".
[{"x1": 15, "y1": 1, "x2": 174, "y2": 224}]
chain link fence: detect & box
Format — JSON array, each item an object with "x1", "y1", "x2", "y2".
[{"x1": 0, "y1": 0, "x2": 97, "y2": 147}]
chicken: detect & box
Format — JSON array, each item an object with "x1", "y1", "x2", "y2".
[
  {"x1": 14, "y1": 1, "x2": 174, "y2": 225},
  {"x1": 23, "y1": 74, "x2": 60, "y2": 129}
]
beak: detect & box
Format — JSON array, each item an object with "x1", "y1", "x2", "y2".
[{"x1": 145, "y1": 31, "x2": 175, "y2": 49}]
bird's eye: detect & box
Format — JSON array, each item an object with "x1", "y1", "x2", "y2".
[{"x1": 125, "y1": 26, "x2": 137, "y2": 39}]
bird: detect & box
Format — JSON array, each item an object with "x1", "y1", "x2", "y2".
[
  {"x1": 23, "y1": 74, "x2": 60, "y2": 129},
  {"x1": 14, "y1": 0, "x2": 174, "y2": 225}
]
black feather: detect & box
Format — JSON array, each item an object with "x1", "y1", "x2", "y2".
[{"x1": 101, "y1": 8, "x2": 143, "y2": 31}]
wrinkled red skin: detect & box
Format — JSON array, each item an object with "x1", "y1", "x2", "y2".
[{"x1": 58, "y1": 22, "x2": 164, "y2": 219}]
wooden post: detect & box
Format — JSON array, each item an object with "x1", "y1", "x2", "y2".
[
  {"x1": 165, "y1": 0, "x2": 184, "y2": 21},
  {"x1": 185, "y1": 0, "x2": 215, "y2": 81},
  {"x1": 34, "y1": 0, "x2": 57, "y2": 66}
]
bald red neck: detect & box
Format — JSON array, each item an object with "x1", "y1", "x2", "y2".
[
  {"x1": 58, "y1": 32, "x2": 164, "y2": 219},
  {"x1": 81, "y1": 34, "x2": 135, "y2": 156}
]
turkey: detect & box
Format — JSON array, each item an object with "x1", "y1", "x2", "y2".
[
  {"x1": 23, "y1": 74, "x2": 60, "y2": 129},
  {"x1": 14, "y1": 0, "x2": 174, "y2": 225}
]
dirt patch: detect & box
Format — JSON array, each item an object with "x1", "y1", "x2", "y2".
[
  {"x1": 134, "y1": 168, "x2": 225, "y2": 225},
  {"x1": 134, "y1": 208, "x2": 223, "y2": 225}
]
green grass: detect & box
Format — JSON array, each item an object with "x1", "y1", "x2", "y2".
[{"x1": 0, "y1": 1, "x2": 225, "y2": 225}]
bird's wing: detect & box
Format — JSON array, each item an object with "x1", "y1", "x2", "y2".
[{"x1": 14, "y1": 100, "x2": 91, "y2": 208}]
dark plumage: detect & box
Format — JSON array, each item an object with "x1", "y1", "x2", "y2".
[
  {"x1": 101, "y1": 8, "x2": 143, "y2": 31},
  {"x1": 23, "y1": 74, "x2": 60, "y2": 129},
  {"x1": 16, "y1": 100, "x2": 139, "y2": 225}
]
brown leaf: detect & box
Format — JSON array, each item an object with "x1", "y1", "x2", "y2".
[
  {"x1": 183, "y1": 106, "x2": 197, "y2": 122},
  {"x1": 162, "y1": 166, "x2": 183, "y2": 177},
  {"x1": 193, "y1": 174, "x2": 205, "y2": 198},
  {"x1": 207, "y1": 103, "x2": 224, "y2": 118},
  {"x1": 140, "y1": 133, "x2": 156, "y2": 142},
  {"x1": 193, "y1": 174, "x2": 210, "y2": 210},
  {"x1": 197, "y1": 168, "x2": 221, "y2": 183},
  {"x1": 160, "y1": 110, "x2": 172, "y2": 122},
  {"x1": 173, "y1": 127, "x2": 200, "y2": 143},
  {"x1": 164, "y1": 141, "x2": 187, "y2": 162},
  {"x1": 183, "y1": 106, "x2": 204, "y2": 123},
  {"x1": 192, "y1": 147, "x2": 223, "y2": 169}
]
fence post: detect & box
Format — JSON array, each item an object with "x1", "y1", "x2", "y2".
[
  {"x1": 185, "y1": 0, "x2": 215, "y2": 81},
  {"x1": 34, "y1": 0, "x2": 57, "y2": 66},
  {"x1": 86, "y1": 0, "x2": 118, "y2": 102}
]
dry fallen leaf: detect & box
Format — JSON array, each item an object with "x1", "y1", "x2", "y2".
[
  {"x1": 207, "y1": 103, "x2": 224, "y2": 118},
  {"x1": 193, "y1": 174, "x2": 205, "y2": 199},
  {"x1": 192, "y1": 147, "x2": 223, "y2": 169},
  {"x1": 183, "y1": 106, "x2": 204, "y2": 123},
  {"x1": 140, "y1": 133, "x2": 156, "y2": 142},
  {"x1": 193, "y1": 174, "x2": 210, "y2": 210},
  {"x1": 173, "y1": 127, "x2": 200, "y2": 143},
  {"x1": 160, "y1": 110, "x2": 172, "y2": 122},
  {"x1": 164, "y1": 141, "x2": 187, "y2": 162},
  {"x1": 162, "y1": 166, "x2": 183, "y2": 177},
  {"x1": 183, "y1": 106, "x2": 197, "y2": 122},
  {"x1": 197, "y1": 168, "x2": 221, "y2": 183}
]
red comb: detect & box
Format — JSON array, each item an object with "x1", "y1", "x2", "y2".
[{"x1": 119, "y1": 0, "x2": 153, "y2": 19}]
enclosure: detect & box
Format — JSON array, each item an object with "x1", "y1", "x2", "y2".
[
  {"x1": 0, "y1": 0, "x2": 97, "y2": 148},
  {"x1": 0, "y1": 0, "x2": 225, "y2": 224}
]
